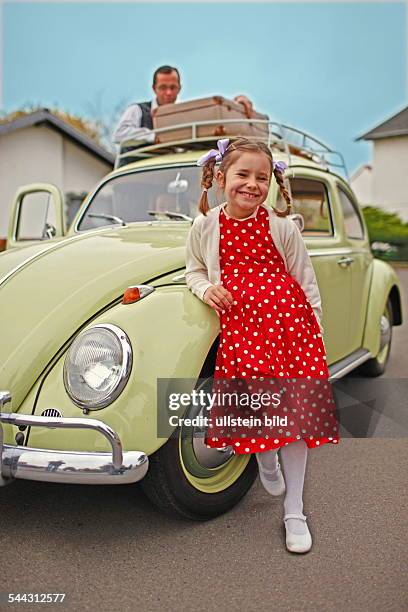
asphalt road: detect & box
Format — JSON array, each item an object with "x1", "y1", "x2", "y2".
[{"x1": 1, "y1": 268, "x2": 407, "y2": 612}]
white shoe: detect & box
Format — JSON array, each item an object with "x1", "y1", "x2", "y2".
[
  {"x1": 283, "y1": 513, "x2": 312, "y2": 553},
  {"x1": 258, "y1": 461, "x2": 286, "y2": 496}
]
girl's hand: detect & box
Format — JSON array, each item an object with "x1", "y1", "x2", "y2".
[{"x1": 203, "y1": 285, "x2": 234, "y2": 316}]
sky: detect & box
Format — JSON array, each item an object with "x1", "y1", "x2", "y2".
[{"x1": 1, "y1": 0, "x2": 407, "y2": 176}]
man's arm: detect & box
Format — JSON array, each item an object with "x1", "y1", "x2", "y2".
[{"x1": 112, "y1": 104, "x2": 155, "y2": 144}]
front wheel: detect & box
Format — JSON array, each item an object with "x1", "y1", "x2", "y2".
[
  {"x1": 357, "y1": 297, "x2": 393, "y2": 377},
  {"x1": 140, "y1": 428, "x2": 258, "y2": 521},
  {"x1": 140, "y1": 379, "x2": 258, "y2": 520}
]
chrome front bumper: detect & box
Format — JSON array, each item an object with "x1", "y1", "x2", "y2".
[{"x1": 0, "y1": 391, "x2": 149, "y2": 486}]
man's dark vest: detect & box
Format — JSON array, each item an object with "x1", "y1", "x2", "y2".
[
  {"x1": 139, "y1": 101, "x2": 153, "y2": 130},
  {"x1": 118, "y1": 100, "x2": 153, "y2": 167}
]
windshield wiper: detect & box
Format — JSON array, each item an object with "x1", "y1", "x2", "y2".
[
  {"x1": 147, "y1": 210, "x2": 193, "y2": 223},
  {"x1": 88, "y1": 213, "x2": 127, "y2": 226}
]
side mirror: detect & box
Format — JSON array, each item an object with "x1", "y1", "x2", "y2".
[
  {"x1": 42, "y1": 222, "x2": 57, "y2": 240},
  {"x1": 7, "y1": 183, "x2": 65, "y2": 250}
]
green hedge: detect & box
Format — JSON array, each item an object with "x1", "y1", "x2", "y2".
[{"x1": 361, "y1": 205, "x2": 408, "y2": 261}]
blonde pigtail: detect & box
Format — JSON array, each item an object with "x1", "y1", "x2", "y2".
[
  {"x1": 272, "y1": 168, "x2": 292, "y2": 217},
  {"x1": 199, "y1": 158, "x2": 217, "y2": 216}
]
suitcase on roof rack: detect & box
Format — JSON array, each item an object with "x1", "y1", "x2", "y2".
[{"x1": 152, "y1": 96, "x2": 269, "y2": 144}]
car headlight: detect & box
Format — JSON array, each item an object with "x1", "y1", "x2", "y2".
[{"x1": 63, "y1": 324, "x2": 132, "y2": 410}]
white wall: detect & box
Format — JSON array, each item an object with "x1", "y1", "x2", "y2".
[
  {"x1": 0, "y1": 125, "x2": 112, "y2": 241},
  {"x1": 350, "y1": 165, "x2": 373, "y2": 205},
  {"x1": 63, "y1": 139, "x2": 111, "y2": 193},
  {"x1": 0, "y1": 126, "x2": 63, "y2": 237},
  {"x1": 372, "y1": 135, "x2": 408, "y2": 222}
]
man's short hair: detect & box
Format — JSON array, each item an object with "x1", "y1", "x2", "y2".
[{"x1": 153, "y1": 65, "x2": 181, "y2": 87}]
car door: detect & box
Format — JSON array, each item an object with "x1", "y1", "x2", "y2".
[
  {"x1": 335, "y1": 182, "x2": 372, "y2": 352},
  {"x1": 6, "y1": 183, "x2": 66, "y2": 250},
  {"x1": 274, "y1": 170, "x2": 353, "y2": 364}
]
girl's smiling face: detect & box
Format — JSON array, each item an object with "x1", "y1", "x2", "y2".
[{"x1": 216, "y1": 151, "x2": 271, "y2": 218}]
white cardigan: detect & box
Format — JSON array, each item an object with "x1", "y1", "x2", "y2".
[{"x1": 185, "y1": 203, "x2": 324, "y2": 336}]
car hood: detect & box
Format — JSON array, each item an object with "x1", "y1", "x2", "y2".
[{"x1": 0, "y1": 225, "x2": 188, "y2": 410}]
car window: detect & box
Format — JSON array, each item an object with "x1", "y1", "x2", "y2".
[
  {"x1": 337, "y1": 185, "x2": 365, "y2": 239},
  {"x1": 16, "y1": 191, "x2": 57, "y2": 240},
  {"x1": 275, "y1": 177, "x2": 333, "y2": 236},
  {"x1": 66, "y1": 191, "x2": 87, "y2": 229},
  {"x1": 77, "y1": 166, "x2": 222, "y2": 230}
]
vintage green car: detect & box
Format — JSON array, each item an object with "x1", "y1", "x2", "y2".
[{"x1": 0, "y1": 120, "x2": 404, "y2": 520}]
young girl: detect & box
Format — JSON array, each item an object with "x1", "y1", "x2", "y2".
[{"x1": 185, "y1": 138, "x2": 339, "y2": 554}]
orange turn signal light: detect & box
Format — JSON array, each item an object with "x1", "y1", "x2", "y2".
[{"x1": 122, "y1": 287, "x2": 141, "y2": 304}]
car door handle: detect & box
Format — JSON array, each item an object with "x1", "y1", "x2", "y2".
[{"x1": 337, "y1": 256, "x2": 354, "y2": 267}]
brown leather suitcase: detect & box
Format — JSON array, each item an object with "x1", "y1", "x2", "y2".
[{"x1": 152, "y1": 96, "x2": 269, "y2": 143}]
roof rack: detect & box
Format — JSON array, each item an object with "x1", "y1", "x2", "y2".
[{"x1": 115, "y1": 118, "x2": 349, "y2": 179}]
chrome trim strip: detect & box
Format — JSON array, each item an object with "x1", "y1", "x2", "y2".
[
  {"x1": 172, "y1": 272, "x2": 186, "y2": 282},
  {"x1": 0, "y1": 391, "x2": 148, "y2": 486},
  {"x1": 309, "y1": 248, "x2": 371, "y2": 257},
  {"x1": 328, "y1": 349, "x2": 373, "y2": 380}
]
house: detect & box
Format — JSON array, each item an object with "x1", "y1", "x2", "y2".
[
  {"x1": 349, "y1": 164, "x2": 373, "y2": 205},
  {"x1": 351, "y1": 105, "x2": 408, "y2": 222},
  {"x1": 0, "y1": 109, "x2": 114, "y2": 250}
]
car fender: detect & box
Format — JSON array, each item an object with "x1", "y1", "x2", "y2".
[
  {"x1": 24, "y1": 286, "x2": 220, "y2": 456},
  {"x1": 362, "y1": 258, "x2": 403, "y2": 356}
]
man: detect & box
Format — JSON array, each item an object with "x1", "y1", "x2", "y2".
[{"x1": 113, "y1": 64, "x2": 254, "y2": 166}]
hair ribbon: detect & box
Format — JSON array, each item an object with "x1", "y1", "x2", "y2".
[
  {"x1": 273, "y1": 160, "x2": 288, "y2": 173},
  {"x1": 196, "y1": 139, "x2": 230, "y2": 167}
]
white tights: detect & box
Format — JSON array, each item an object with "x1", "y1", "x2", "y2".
[{"x1": 256, "y1": 439, "x2": 308, "y2": 535}]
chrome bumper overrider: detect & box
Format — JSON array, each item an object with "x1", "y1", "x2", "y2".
[{"x1": 0, "y1": 391, "x2": 148, "y2": 486}]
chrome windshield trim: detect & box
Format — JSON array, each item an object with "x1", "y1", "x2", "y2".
[{"x1": 73, "y1": 162, "x2": 199, "y2": 233}]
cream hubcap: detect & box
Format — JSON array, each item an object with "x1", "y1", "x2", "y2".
[{"x1": 379, "y1": 314, "x2": 391, "y2": 351}]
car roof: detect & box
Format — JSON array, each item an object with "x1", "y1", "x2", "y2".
[{"x1": 108, "y1": 148, "x2": 327, "y2": 177}]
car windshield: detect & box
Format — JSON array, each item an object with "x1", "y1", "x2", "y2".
[{"x1": 77, "y1": 165, "x2": 221, "y2": 230}]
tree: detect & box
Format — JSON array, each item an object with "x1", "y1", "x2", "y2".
[
  {"x1": 0, "y1": 104, "x2": 109, "y2": 150},
  {"x1": 361, "y1": 205, "x2": 408, "y2": 245}
]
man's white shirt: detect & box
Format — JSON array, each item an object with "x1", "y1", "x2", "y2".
[{"x1": 113, "y1": 97, "x2": 159, "y2": 145}]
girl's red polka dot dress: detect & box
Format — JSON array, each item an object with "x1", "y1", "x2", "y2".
[{"x1": 205, "y1": 204, "x2": 340, "y2": 455}]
